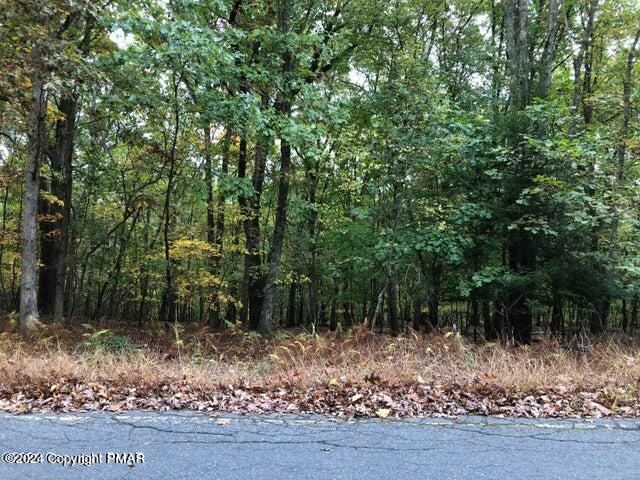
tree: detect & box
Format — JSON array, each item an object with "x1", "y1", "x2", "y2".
[
  {"x1": 19, "y1": 44, "x2": 46, "y2": 328},
  {"x1": 0, "y1": 0, "x2": 639, "y2": 342}
]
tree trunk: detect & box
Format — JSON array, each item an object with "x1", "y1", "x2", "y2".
[
  {"x1": 237, "y1": 137, "x2": 249, "y2": 325},
  {"x1": 37, "y1": 176, "x2": 57, "y2": 315},
  {"x1": 388, "y1": 266, "x2": 400, "y2": 335},
  {"x1": 287, "y1": 280, "x2": 297, "y2": 328},
  {"x1": 503, "y1": 0, "x2": 531, "y2": 343},
  {"x1": 239, "y1": 135, "x2": 267, "y2": 330},
  {"x1": 506, "y1": 229, "x2": 533, "y2": 344},
  {"x1": 342, "y1": 300, "x2": 352, "y2": 328},
  {"x1": 53, "y1": 94, "x2": 77, "y2": 321},
  {"x1": 258, "y1": 0, "x2": 294, "y2": 334},
  {"x1": 209, "y1": 128, "x2": 231, "y2": 325},
  {"x1": 370, "y1": 283, "x2": 387, "y2": 332},
  {"x1": 202, "y1": 125, "x2": 216, "y2": 324},
  {"x1": 329, "y1": 298, "x2": 337, "y2": 331},
  {"x1": 502, "y1": 0, "x2": 556, "y2": 344},
  {"x1": 20, "y1": 46, "x2": 46, "y2": 328},
  {"x1": 160, "y1": 75, "x2": 180, "y2": 327},
  {"x1": 137, "y1": 207, "x2": 151, "y2": 328},
  {"x1": 306, "y1": 159, "x2": 320, "y2": 327},
  {"x1": 482, "y1": 300, "x2": 496, "y2": 340},
  {"x1": 259, "y1": 131, "x2": 292, "y2": 333},
  {"x1": 590, "y1": 299, "x2": 610, "y2": 335},
  {"x1": 105, "y1": 206, "x2": 140, "y2": 318},
  {"x1": 427, "y1": 283, "x2": 439, "y2": 330},
  {"x1": 0, "y1": 185, "x2": 10, "y2": 308}
]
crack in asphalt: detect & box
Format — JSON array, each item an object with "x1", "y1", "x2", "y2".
[
  {"x1": 103, "y1": 416, "x2": 447, "y2": 452},
  {"x1": 155, "y1": 437, "x2": 441, "y2": 452},
  {"x1": 3, "y1": 413, "x2": 640, "y2": 451},
  {"x1": 439, "y1": 424, "x2": 637, "y2": 445},
  {"x1": 83, "y1": 413, "x2": 638, "y2": 450},
  {"x1": 110, "y1": 415, "x2": 234, "y2": 439},
  {"x1": 1, "y1": 413, "x2": 639, "y2": 480}
]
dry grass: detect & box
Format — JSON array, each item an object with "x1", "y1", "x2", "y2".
[{"x1": 0, "y1": 321, "x2": 639, "y2": 397}]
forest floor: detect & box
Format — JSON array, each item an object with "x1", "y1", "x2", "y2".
[{"x1": 0, "y1": 320, "x2": 639, "y2": 418}]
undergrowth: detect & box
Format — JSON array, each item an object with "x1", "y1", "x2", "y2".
[{"x1": 0, "y1": 321, "x2": 639, "y2": 398}]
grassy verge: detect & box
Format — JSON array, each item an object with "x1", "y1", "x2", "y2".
[{"x1": 0, "y1": 322, "x2": 639, "y2": 417}]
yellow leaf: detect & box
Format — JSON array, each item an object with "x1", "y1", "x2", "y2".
[
  {"x1": 376, "y1": 408, "x2": 391, "y2": 419},
  {"x1": 328, "y1": 378, "x2": 340, "y2": 387}
]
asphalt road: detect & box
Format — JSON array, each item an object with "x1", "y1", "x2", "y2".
[{"x1": 0, "y1": 411, "x2": 639, "y2": 479}]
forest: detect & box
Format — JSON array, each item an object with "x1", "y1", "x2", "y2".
[{"x1": 2, "y1": 0, "x2": 640, "y2": 348}]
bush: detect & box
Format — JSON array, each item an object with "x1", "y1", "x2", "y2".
[{"x1": 80, "y1": 326, "x2": 136, "y2": 354}]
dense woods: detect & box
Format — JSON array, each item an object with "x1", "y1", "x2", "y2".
[{"x1": 1, "y1": 0, "x2": 640, "y2": 344}]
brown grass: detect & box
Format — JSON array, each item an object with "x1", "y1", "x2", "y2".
[{"x1": 0, "y1": 321, "x2": 639, "y2": 398}]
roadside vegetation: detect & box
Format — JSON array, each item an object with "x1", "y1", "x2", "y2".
[
  {"x1": 1, "y1": 321, "x2": 639, "y2": 417},
  {"x1": 3, "y1": 0, "x2": 640, "y2": 418}
]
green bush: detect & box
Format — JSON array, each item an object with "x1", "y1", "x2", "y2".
[{"x1": 81, "y1": 326, "x2": 136, "y2": 354}]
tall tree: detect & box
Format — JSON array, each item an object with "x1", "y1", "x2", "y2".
[{"x1": 20, "y1": 44, "x2": 46, "y2": 328}]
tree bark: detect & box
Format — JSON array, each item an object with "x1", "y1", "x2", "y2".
[
  {"x1": 258, "y1": 0, "x2": 293, "y2": 334},
  {"x1": 388, "y1": 266, "x2": 400, "y2": 335},
  {"x1": 306, "y1": 158, "x2": 320, "y2": 327},
  {"x1": 206, "y1": 127, "x2": 231, "y2": 325},
  {"x1": 259, "y1": 129, "x2": 292, "y2": 333},
  {"x1": 52, "y1": 15, "x2": 93, "y2": 321},
  {"x1": 20, "y1": 45, "x2": 46, "y2": 328},
  {"x1": 52, "y1": 94, "x2": 77, "y2": 321},
  {"x1": 239, "y1": 135, "x2": 267, "y2": 330},
  {"x1": 370, "y1": 283, "x2": 387, "y2": 332},
  {"x1": 37, "y1": 176, "x2": 57, "y2": 315},
  {"x1": 160, "y1": 74, "x2": 181, "y2": 327},
  {"x1": 204, "y1": 126, "x2": 215, "y2": 258}
]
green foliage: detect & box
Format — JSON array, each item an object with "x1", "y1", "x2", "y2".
[
  {"x1": 81, "y1": 328, "x2": 136, "y2": 355},
  {"x1": 1, "y1": 0, "x2": 640, "y2": 341}
]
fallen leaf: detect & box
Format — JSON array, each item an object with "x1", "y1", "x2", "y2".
[
  {"x1": 592, "y1": 402, "x2": 613, "y2": 416},
  {"x1": 376, "y1": 408, "x2": 391, "y2": 419}
]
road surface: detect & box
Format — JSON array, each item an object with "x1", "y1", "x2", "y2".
[{"x1": 0, "y1": 411, "x2": 638, "y2": 479}]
